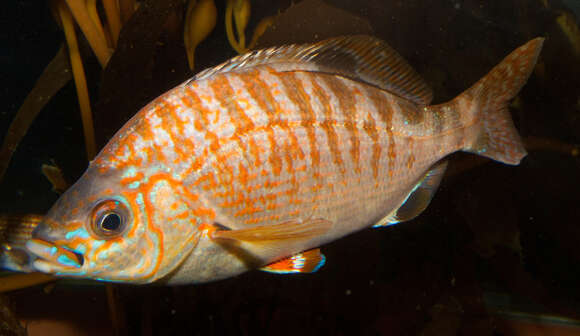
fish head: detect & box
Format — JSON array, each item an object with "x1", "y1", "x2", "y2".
[{"x1": 26, "y1": 166, "x2": 206, "y2": 284}]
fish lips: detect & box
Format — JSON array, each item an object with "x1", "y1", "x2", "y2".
[{"x1": 25, "y1": 238, "x2": 85, "y2": 274}]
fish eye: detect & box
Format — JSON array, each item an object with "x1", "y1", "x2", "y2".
[
  {"x1": 90, "y1": 200, "x2": 129, "y2": 239},
  {"x1": 100, "y1": 213, "x2": 122, "y2": 232}
]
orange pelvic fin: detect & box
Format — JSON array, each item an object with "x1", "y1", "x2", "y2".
[
  {"x1": 211, "y1": 218, "x2": 332, "y2": 242},
  {"x1": 260, "y1": 248, "x2": 326, "y2": 274}
]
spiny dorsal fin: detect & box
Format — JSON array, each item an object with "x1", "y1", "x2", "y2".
[
  {"x1": 192, "y1": 35, "x2": 433, "y2": 106},
  {"x1": 374, "y1": 160, "x2": 448, "y2": 227}
]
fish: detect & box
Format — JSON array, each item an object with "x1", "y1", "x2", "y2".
[
  {"x1": 25, "y1": 35, "x2": 544, "y2": 284},
  {"x1": 0, "y1": 163, "x2": 67, "y2": 273},
  {"x1": 0, "y1": 214, "x2": 43, "y2": 272}
]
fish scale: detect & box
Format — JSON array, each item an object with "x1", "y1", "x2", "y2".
[{"x1": 22, "y1": 35, "x2": 544, "y2": 284}]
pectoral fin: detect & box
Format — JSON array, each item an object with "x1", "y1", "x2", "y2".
[
  {"x1": 260, "y1": 248, "x2": 326, "y2": 274},
  {"x1": 211, "y1": 218, "x2": 332, "y2": 242},
  {"x1": 375, "y1": 160, "x2": 448, "y2": 227}
]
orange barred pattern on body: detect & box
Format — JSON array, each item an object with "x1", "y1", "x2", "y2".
[{"x1": 97, "y1": 64, "x2": 453, "y2": 234}]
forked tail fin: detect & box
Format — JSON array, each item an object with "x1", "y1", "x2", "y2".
[{"x1": 461, "y1": 38, "x2": 544, "y2": 165}]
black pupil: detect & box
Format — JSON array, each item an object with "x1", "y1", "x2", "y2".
[{"x1": 101, "y1": 213, "x2": 122, "y2": 232}]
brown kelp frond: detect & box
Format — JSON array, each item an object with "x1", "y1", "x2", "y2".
[
  {"x1": 184, "y1": 0, "x2": 217, "y2": 70},
  {"x1": 248, "y1": 15, "x2": 275, "y2": 50},
  {"x1": 233, "y1": 0, "x2": 250, "y2": 51},
  {"x1": 225, "y1": 0, "x2": 246, "y2": 54},
  {"x1": 225, "y1": 0, "x2": 250, "y2": 54},
  {"x1": 106, "y1": 284, "x2": 126, "y2": 336},
  {"x1": 87, "y1": 0, "x2": 114, "y2": 49},
  {"x1": 94, "y1": 0, "x2": 185, "y2": 145},
  {"x1": 0, "y1": 273, "x2": 55, "y2": 293},
  {"x1": 0, "y1": 45, "x2": 71, "y2": 183},
  {"x1": 103, "y1": 0, "x2": 122, "y2": 48},
  {"x1": 63, "y1": 0, "x2": 112, "y2": 67},
  {"x1": 224, "y1": 0, "x2": 276, "y2": 53},
  {"x1": 57, "y1": 0, "x2": 97, "y2": 159},
  {"x1": 556, "y1": 10, "x2": 580, "y2": 58}
]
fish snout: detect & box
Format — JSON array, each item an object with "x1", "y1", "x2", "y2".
[
  {"x1": 26, "y1": 238, "x2": 85, "y2": 274},
  {"x1": 26, "y1": 223, "x2": 86, "y2": 274},
  {"x1": 30, "y1": 220, "x2": 59, "y2": 242}
]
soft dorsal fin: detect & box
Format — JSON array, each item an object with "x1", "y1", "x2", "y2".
[
  {"x1": 192, "y1": 35, "x2": 433, "y2": 106},
  {"x1": 374, "y1": 160, "x2": 448, "y2": 227}
]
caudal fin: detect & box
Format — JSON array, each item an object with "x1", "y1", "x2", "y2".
[{"x1": 462, "y1": 38, "x2": 544, "y2": 165}]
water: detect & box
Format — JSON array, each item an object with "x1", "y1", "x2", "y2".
[{"x1": 1, "y1": 0, "x2": 579, "y2": 335}]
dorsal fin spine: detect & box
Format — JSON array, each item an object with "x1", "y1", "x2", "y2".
[{"x1": 190, "y1": 35, "x2": 433, "y2": 106}]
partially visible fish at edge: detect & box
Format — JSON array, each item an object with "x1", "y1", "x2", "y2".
[
  {"x1": 24, "y1": 35, "x2": 544, "y2": 284},
  {"x1": 0, "y1": 214, "x2": 43, "y2": 272}
]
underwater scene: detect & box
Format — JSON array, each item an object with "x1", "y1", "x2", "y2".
[{"x1": 1, "y1": 0, "x2": 580, "y2": 335}]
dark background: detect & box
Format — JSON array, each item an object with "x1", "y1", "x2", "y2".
[{"x1": 1, "y1": 0, "x2": 580, "y2": 335}]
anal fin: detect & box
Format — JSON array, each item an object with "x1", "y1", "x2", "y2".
[
  {"x1": 374, "y1": 160, "x2": 448, "y2": 227},
  {"x1": 260, "y1": 248, "x2": 326, "y2": 274}
]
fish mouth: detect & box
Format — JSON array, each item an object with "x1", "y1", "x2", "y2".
[{"x1": 26, "y1": 239, "x2": 85, "y2": 274}]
